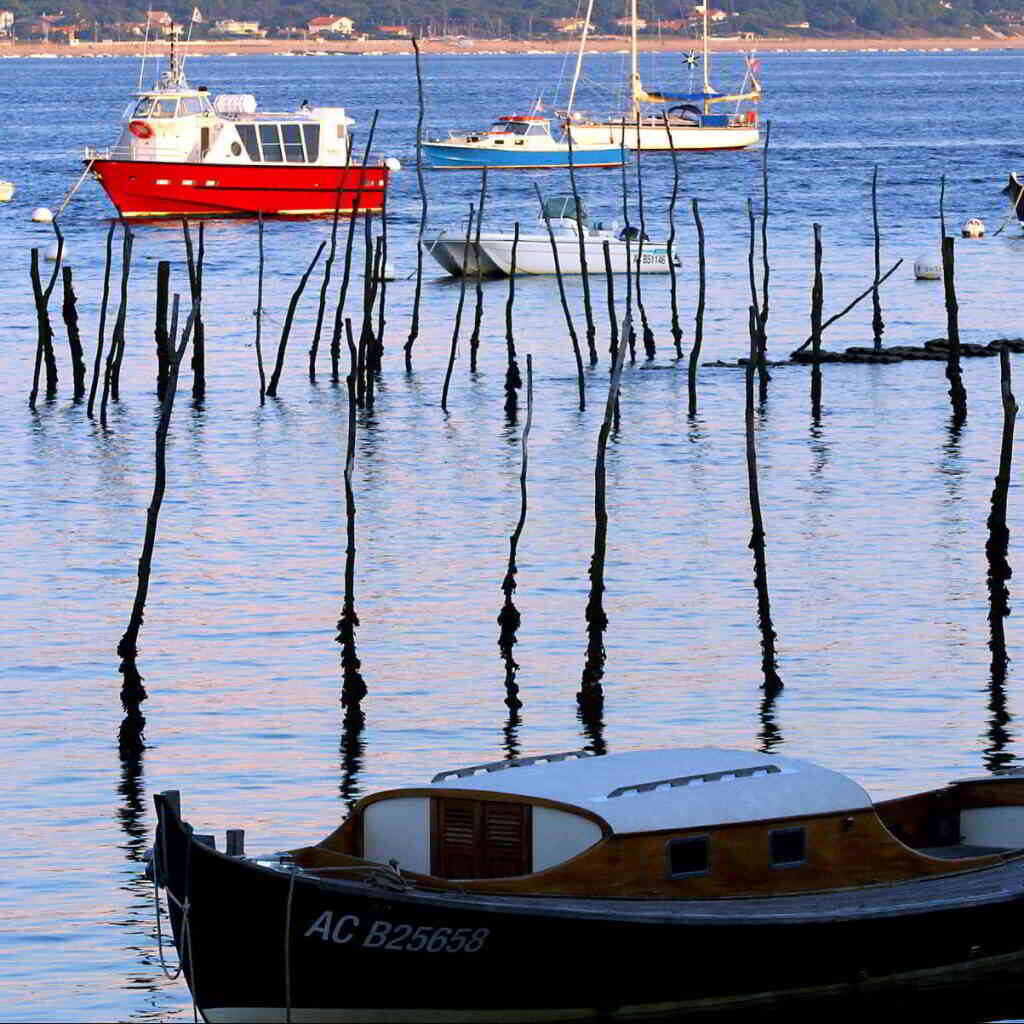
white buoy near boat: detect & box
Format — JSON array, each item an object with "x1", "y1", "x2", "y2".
[
  {"x1": 31, "y1": 206, "x2": 54, "y2": 223},
  {"x1": 961, "y1": 217, "x2": 985, "y2": 238},
  {"x1": 914, "y1": 255, "x2": 942, "y2": 280},
  {"x1": 0, "y1": 180, "x2": 14, "y2": 202},
  {"x1": 384, "y1": 157, "x2": 401, "y2": 172}
]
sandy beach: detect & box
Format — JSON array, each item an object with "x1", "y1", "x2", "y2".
[{"x1": 1, "y1": 33, "x2": 1022, "y2": 59}]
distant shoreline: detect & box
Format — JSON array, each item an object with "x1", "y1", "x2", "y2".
[{"x1": 1, "y1": 34, "x2": 1023, "y2": 58}]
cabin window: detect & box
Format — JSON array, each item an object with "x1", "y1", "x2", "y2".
[
  {"x1": 236, "y1": 124, "x2": 261, "y2": 162},
  {"x1": 281, "y1": 123, "x2": 305, "y2": 163},
  {"x1": 179, "y1": 97, "x2": 204, "y2": 116},
  {"x1": 667, "y1": 836, "x2": 710, "y2": 877},
  {"x1": 151, "y1": 98, "x2": 178, "y2": 119},
  {"x1": 259, "y1": 124, "x2": 283, "y2": 162},
  {"x1": 770, "y1": 826, "x2": 807, "y2": 867},
  {"x1": 526, "y1": 124, "x2": 547, "y2": 136},
  {"x1": 303, "y1": 124, "x2": 321, "y2": 162},
  {"x1": 431, "y1": 797, "x2": 532, "y2": 879}
]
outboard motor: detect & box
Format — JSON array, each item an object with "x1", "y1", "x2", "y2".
[{"x1": 617, "y1": 225, "x2": 649, "y2": 242}]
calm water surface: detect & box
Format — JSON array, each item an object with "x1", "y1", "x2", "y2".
[{"x1": 2, "y1": 46, "x2": 1024, "y2": 1021}]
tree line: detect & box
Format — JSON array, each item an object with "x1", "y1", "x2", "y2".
[{"x1": 5, "y1": 0, "x2": 1023, "y2": 38}]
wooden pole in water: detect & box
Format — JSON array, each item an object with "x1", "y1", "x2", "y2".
[
  {"x1": 498, "y1": 354, "x2": 533, "y2": 710},
  {"x1": 986, "y1": 347, "x2": 1018, "y2": 681},
  {"x1": 266, "y1": 242, "x2": 326, "y2": 398},
  {"x1": 602, "y1": 240, "x2": 619, "y2": 363},
  {"x1": 331, "y1": 112, "x2": 378, "y2": 383},
  {"x1": 871, "y1": 165, "x2": 885, "y2": 352},
  {"x1": 618, "y1": 129, "x2": 635, "y2": 362},
  {"x1": 117, "y1": 295, "x2": 196, "y2": 742},
  {"x1": 374, "y1": 193, "x2": 388, "y2": 370},
  {"x1": 154, "y1": 260, "x2": 171, "y2": 401},
  {"x1": 757, "y1": 120, "x2": 772, "y2": 402},
  {"x1": 405, "y1": 37, "x2": 429, "y2": 371},
  {"x1": 356, "y1": 210, "x2": 379, "y2": 401},
  {"x1": 330, "y1": 191, "x2": 364, "y2": 384},
  {"x1": 469, "y1": 167, "x2": 487, "y2": 372},
  {"x1": 534, "y1": 182, "x2": 585, "y2": 411},
  {"x1": 310, "y1": 181, "x2": 345, "y2": 382},
  {"x1": 103, "y1": 224, "x2": 134, "y2": 422},
  {"x1": 86, "y1": 222, "x2": 116, "y2": 419},
  {"x1": 62, "y1": 266, "x2": 86, "y2": 401},
  {"x1": 940, "y1": 173, "x2": 947, "y2": 240},
  {"x1": 567, "y1": 132, "x2": 597, "y2": 365},
  {"x1": 663, "y1": 113, "x2": 683, "y2": 359},
  {"x1": 578, "y1": 306, "x2": 628, "y2": 715},
  {"x1": 181, "y1": 219, "x2": 205, "y2": 400},
  {"x1": 633, "y1": 124, "x2": 655, "y2": 360},
  {"x1": 441, "y1": 205, "x2": 475, "y2": 412},
  {"x1": 687, "y1": 198, "x2": 706, "y2": 418},
  {"x1": 809, "y1": 223, "x2": 824, "y2": 420},
  {"x1": 503, "y1": 223, "x2": 522, "y2": 418},
  {"x1": 338, "y1": 316, "x2": 367, "y2": 710},
  {"x1": 745, "y1": 303, "x2": 783, "y2": 696},
  {"x1": 365, "y1": 237, "x2": 384, "y2": 408},
  {"x1": 255, "y1": 213, "x2": 267, "y2": 403},
  {"x1": 28, "y1": 227, "x2": 64, "y2": 408},
  {"x1": 942, "y1": 235, "x2": 967, "y2": 423}
]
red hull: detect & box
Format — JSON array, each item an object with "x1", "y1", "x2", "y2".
[{"x1": 91, "y1": 160, "x2": 389, "y2": 219}]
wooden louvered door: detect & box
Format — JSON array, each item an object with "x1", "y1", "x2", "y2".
[{"x1": 432, "y1": 797, "x2": 532, "y2": 879}]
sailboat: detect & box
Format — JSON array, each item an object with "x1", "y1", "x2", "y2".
[{"x1": 565, "y1": 1, "x2": 761, "y2": 152}]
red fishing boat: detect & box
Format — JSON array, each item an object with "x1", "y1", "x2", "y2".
[{"x1": 84, "y1": 45, "x2": 390, "y2": 220}]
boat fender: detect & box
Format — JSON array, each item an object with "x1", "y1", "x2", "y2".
[{"x1": 129, "y1": 120, "x2": 153, "y2": 139}]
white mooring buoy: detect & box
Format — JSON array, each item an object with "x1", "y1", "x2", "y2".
[
  {"x1": 44, "y1": 243, "x2": 66, "y2": 262},
  {"x1": 914, "y1": 255, "x2": 942, "y2": 281},
  {"x1": 961, "y1": 217, "x2": 985, "y2": 238},
  {"x1": 31, "y1": 206, "x2": 54, "y2": 223},
  {"x1": 0, "y1": 180, "x2": 14, "y2": 202},
  {"x1": 384, "y1": 157, "x2": 402, "y2": 172}
]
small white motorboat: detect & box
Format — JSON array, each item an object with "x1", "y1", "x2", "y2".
[
  {"x1": 0, "y1": 180, "x2": 14, "y2": 202},
  {"x1": 422, "y1": 196, "x2": 677, "y2": 277}
]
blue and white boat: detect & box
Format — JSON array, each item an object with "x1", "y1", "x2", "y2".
[{"x1": 422, "y1": 115, "x2": 623, "y2": 171}]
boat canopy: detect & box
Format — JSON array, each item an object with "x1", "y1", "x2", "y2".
[
  {"x1": 541, "y1": 195, "x2": 588, "y2": 224},
  {"x1": 427, "y1": 747, "x2": 874, "y2": 835}
]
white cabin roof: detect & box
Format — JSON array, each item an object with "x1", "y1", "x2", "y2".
[{"x1": 426, "y1": 748, "x2": 873, "y2": 835}]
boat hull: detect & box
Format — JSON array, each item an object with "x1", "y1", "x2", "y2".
[
  {"x1": 154, "y1": 793, "x2": 1024, "y2": 1023},
  {"x1": 422, "y1": 142, "x2": 623, "y2": 170},
  {"x1": 421, "y1": 237, "x2": 504, "y2": 277},
  {"x1": 479, "y1": 236, "x2": 675, "y2": 275},
  {"x1": 567, "y1": 121, "x2": 759, "y2": 152},
  {"x1": 90, "y1": 159, "x2": 389, "y2": 219}
]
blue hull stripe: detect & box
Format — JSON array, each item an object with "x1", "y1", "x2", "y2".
[{"x1": 423, "y1": 144, "x2": 623, "y2": 169}]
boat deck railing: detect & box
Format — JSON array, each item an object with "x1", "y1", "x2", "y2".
[
  {"x1": 432, "y1": 749, "x2": 594, "y2": 783},
  {"x1": 608, "y1": 764, "x2": 781, "y2": 799}
]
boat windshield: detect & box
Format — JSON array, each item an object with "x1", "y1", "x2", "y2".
[
  {"x1": 492, "y1": 121, "x2": 531, "y2": 136},
  {"x1": 132, "y1": 96, "x2": 180, "y2": 118}
]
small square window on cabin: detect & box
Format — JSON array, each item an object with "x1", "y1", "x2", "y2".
[
  {"x1": 667, "y1": 836, "x2": 709, "y2": 878},
  {"x1": 770, "y1": 826, "x2": 807, "y2": 867}
]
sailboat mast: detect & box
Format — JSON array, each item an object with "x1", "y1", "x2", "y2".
[
  {"x1": 702, "y1": 2, "x2": 712, "y2": 102},
  {"x1": 630, "y1": 0, "x2": 639, "y2": 118},
  {"x1": 567, "y1": 0, "x2": 595, "y2": 118}
]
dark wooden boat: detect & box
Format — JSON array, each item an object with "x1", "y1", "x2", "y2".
[{"x1": 152, "y1": 747, "x2": 1024, "y2": 1022}]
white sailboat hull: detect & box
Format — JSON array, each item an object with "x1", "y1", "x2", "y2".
[{"x1": 567, "y1": 120, "x2": 759, "y2": 152}]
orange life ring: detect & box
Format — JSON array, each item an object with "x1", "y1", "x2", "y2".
[{"x1": 129, "y1": 120, "x2": 153, "y2": 139}]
